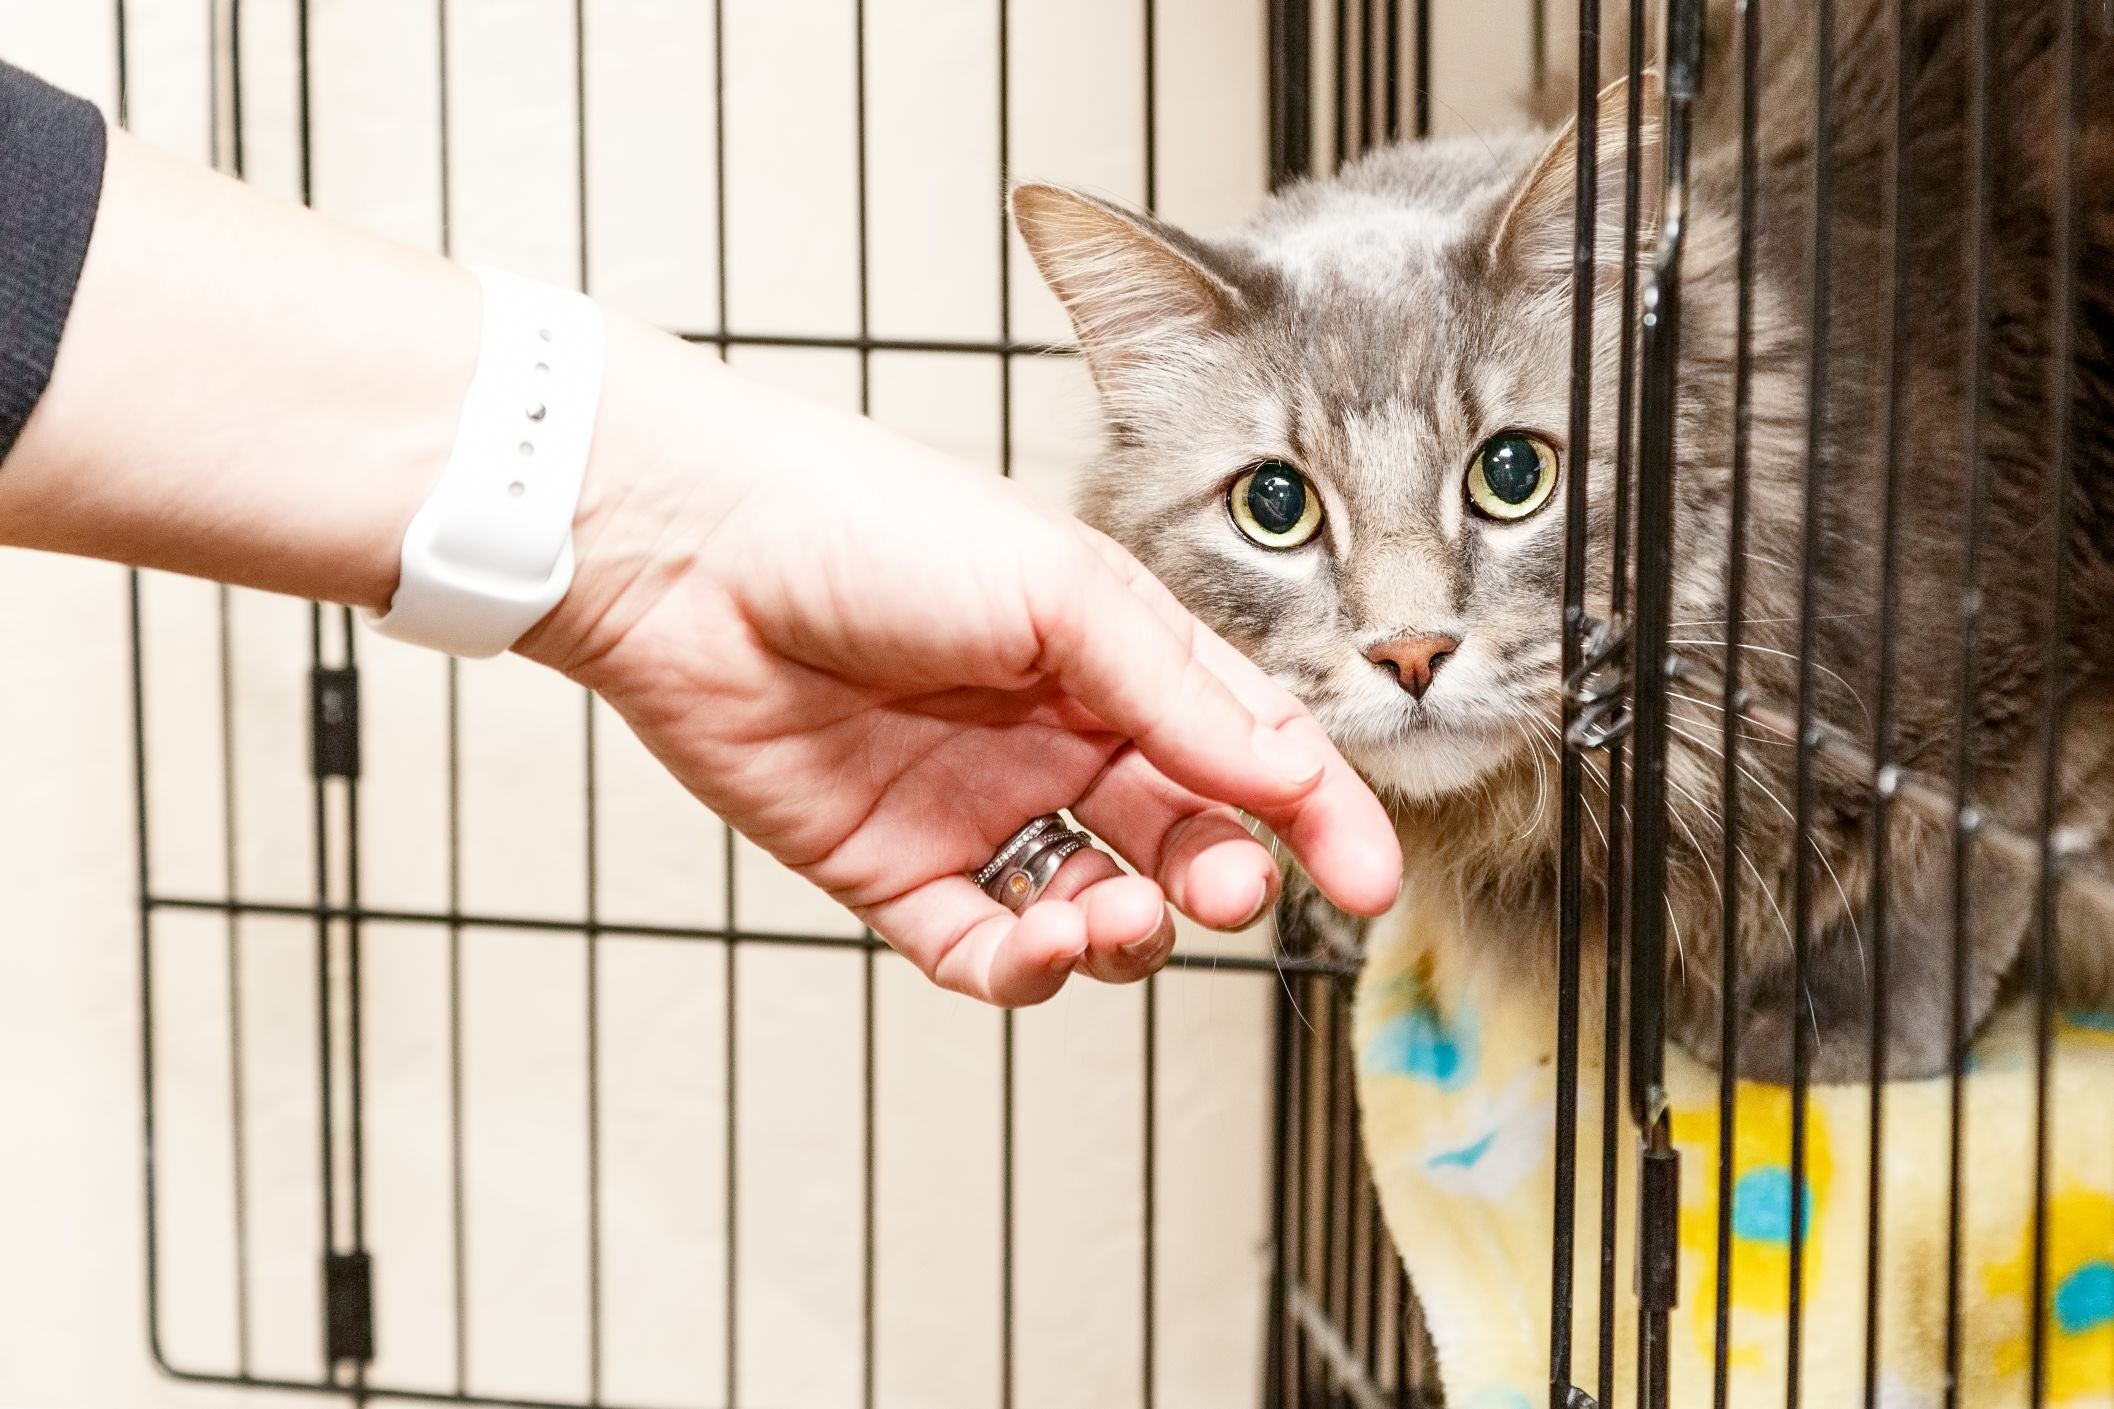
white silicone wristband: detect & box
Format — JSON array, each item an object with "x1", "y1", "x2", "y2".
[{"x1": 367, "y1": 266, "x2": 606, "y2": 658}]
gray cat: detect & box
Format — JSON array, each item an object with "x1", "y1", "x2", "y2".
[{"x1": 1014, "y1": 0, "x2": 2114, "y2": 1082}]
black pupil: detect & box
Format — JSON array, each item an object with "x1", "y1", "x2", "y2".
[
  {"x1": 1246, "y1": 463, "x2": 1307, "y2": 535},
  {"x1": 1481, "y1": 436, "x2": 1544, "y2": 504}
]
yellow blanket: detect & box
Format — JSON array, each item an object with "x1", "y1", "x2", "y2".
[{"x1": 1355, "y1": 899, "x2": 2114, "y2": 1408}]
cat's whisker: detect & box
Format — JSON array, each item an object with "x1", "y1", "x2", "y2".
[
  {"x1": 1664, "y1": 639, "x2": 1872, "y2": 727},
  {"x1": 1666, "y1": 894, "x2": 1689, "y2": 988},
  {"x1": 1662, "y1": 776, "x2": 1729, "y2": 911},
  {"x1": 1669, "y1": 708, "x2": 1794, "y2": 749},
  {"x1": 1670, "y1": 611, "x2": 1872, "y2": 630},
  {"x1": 1665, "y1": 721, "x2": 1867, "y2": 970},
  {"x1": 1667, "y1": 690, "x2": 1797, "y2": 739},
  {"x1": 1508, "y1": 721, "x2": 1551, "y2": 843}
]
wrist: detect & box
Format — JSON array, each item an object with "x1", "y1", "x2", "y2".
[{"x1": 510, "y1": 321, "x2": 746, "y2": 680}]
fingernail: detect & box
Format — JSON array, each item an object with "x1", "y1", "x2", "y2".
[
  {"x1": 1253, "y1": 722, "x2": 1329, "y2": 789},
  {"x1": 1234, "y1": 877, "x2": 1274, "y2": 931}
]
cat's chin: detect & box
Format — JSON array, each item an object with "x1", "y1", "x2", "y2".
[{"x1": 1339, "y1": 728, "x2": 1513, "y2": 805}]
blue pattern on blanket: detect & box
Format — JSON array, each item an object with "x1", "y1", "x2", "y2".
[{"x1": 1362, "y1": 980, "x2": 1478, "y2": 1093}]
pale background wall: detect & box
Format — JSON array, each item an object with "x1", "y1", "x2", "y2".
[{"x1": 0, "y1": 3, "x2": 1544, "y2": 1407}]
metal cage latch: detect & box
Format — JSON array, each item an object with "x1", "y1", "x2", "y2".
[{"x1": 1565, "y1": 614, "x2": 1631, "y2": 751}]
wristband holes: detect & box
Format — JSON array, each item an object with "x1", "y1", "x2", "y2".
[
  {"x1": 518, "y1": 441, "x2": 536, "y2": 458},
  {"x1": 508, "y1": 481, "x2": 526, "y2": 498},
  {"x1": 526, "y1": 401, "x2": 547, "y2": 422}
]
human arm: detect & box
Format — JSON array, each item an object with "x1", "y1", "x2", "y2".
[{"x1": 0, "y1": 72, "x2": 1402, "y2": 1003}]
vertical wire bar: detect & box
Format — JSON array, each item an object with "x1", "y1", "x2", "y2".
[
  {"x1": 1551, "y1": 0, "x2": 1602, "y2": 1398},
  {"x1": 1532, "y1": 0, "x2": 1549, "y2": 88},
  {"x1": 221, "y1": 601, "x2": 252, "y2": 1377},
  {"x1": 1292, "y1": 981, "x2": 1318, "y2": 1402},
  {"x1": 292, "y1": 0, "x2": 342, "y2": 1361},
  {"x1": 2026, "y1": 5, "x2": 2083, "y2": 1403},
  {"x1": 1398, "y1": 1262, "x2": 1416, "y2": 1405},
  {"x1": 1265, "y1": 982, "x2": 1298, "y2": 1406},
  {"x1": 114, "y1": 0, "x2": 129, "y2": 120},
  {"x1": 1787, "y1": 0, "x2": 1839, "y2": 1403},
  {"x1": 848, "y1": 0, "x2": 878, "y2": 1402},
  {"x1": 1323, "y1": 983, "x2": 1351, "y2": 1402},
  {"x1": 1302, "y1": 974, "x2": 1324, "y2": 1397},
  {"x1": 311, "y1": 614, "x2": 339, "y2": 1345},
  {"x1": 433, "y1": 1, "x2": 470, "y2": 1390},
  {"x1": 1630, "y1": 4, "x2": 1707, "y2": 1404},
  {"x1": 1858, "y1": 0, "x2": 1914, "y2": 1403},
  {"x1": 1333, "y1": 0, "x2": 1349, "y2": 165},
  {"x1": 1358, "y1": 0, "x2": 1375, "y2": 153},
  {"x1": 447, "y1": 656, "x2": 469, "y2": 1395},
  {"x1": 1941, "y1": 0, "x2": 1996, "y2": 1398},
  {"x1": 710, "y1": 3, "x2": 739, "y2": 1403},
  {"x1": 212, "y1": 0, "x2": 251, "y2": 1343},
  {"x1": 1360, "y1": 1129, "x2": 1383, "y2": 1381},
  {"x1": 1410, "y1": 0, "x2": 1429, "y2": 138},
  {"x1": 995, "y1": 6, "x2": 1017, "y2": 1404},
  {"x1": 1343, "y1": 1090, "x2": 1367, "y2": 1374},
  {"x1": 1268, "y1": 0, "x2": 1313, "y2": 185},
  {"x1": 1381, "y1": 0, "x2": 1400, "y2": 141},
  {"x1": 1598, "y1": 8, "x2": 1652, "y2": 1398},
  {"x1": 342, "y1": 616, "x2": 370, "y2": 1401},
  {"x1": 570, "y1": 7, "x2": 605, "y2": 1403},
  {"x1": 1139, "y1": 6, "x2": 1160, "y2": 1400},
  {"x1": 116, "y1": 23, "x2": 152, "y2": 1361},
  {"x1": 1711, "y1": 0, "x2": 1761, "y2": 1402},
  {"x1": 131, "y1": 565, "x2": 167, "y2": 1368},
  {"x1": 207, "y1": 5, "x2": 251, "y2": 1373}
]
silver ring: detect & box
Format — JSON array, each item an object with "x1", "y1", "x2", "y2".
[{"x1": 972, "y1": 814, "x2": 1094, "y2": 914}]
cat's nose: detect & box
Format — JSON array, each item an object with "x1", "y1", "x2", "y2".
[{"x1": 1366, "y1": 633, "x2": 1459, "y2": 700}]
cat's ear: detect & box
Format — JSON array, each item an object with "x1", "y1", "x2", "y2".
[
  {"x1": 1012, "y1": 183, "x2": 1246, "y2": 389},
  {"x1": 1489, "y1": 73, "x2": 1664, "y2": 287}
]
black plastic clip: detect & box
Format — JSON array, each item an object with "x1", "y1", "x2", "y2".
[
  {"x1": 324, "y1": 1250, "x2": 375, "y2": 1364},
  {"x1": 1637, "y1": 1142, "x2": 1682, "y2": 1313},
  {"x1": 310, "y1": 666, "x2": 361, "y2": 780},
  {"x1": 1553, "y1": 1383, "x2": 1600, "y2": 1409}
]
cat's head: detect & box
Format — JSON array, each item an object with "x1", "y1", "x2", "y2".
[{"x1": 1015, "y1": 80, "x2": 1664, "y2": 810}]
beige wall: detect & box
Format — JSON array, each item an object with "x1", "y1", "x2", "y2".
[{"x1": 0, "y1": 3, "x2": 1546, "y2": 1407}]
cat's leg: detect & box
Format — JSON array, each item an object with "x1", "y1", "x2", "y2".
[{"x1": 1729, "y1": 834, "x2": 2027, "y2": 1084}]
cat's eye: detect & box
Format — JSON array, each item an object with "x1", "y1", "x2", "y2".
[
  {"x1": 1229, "y1": 460, "x2": 1324, "y2": 549},
  {"x1": 1465, "y1": 432, "x2": 1559, "y2": 522}
]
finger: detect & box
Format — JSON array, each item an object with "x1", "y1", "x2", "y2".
[
  {"x1": 1032, "y1": 538, "x2": 1332, "y2": 810},
  {"x1": 1072, "y1": 876, "x2": 1176, "y2": 984},
  {"x1": 1070, "y1": 748, "x2": 1280, "y2": 931},
  {"x1": 1058, "y1": 535, "x2": 1401, "y2": 915},
  {"x1": 1243, "y1": 713, "x2": 1402, "y2": 916},
  {"x1": 989, "y1": 844, "x2": 1175, "y2": 988},
  {"x1": 861, "y1": 876, "x2": 1088, "y2": 1006},
  {"x1": 1008, "y1": 843, "x2": 1173, "y2": 985}
]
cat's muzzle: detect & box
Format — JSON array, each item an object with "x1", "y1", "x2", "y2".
[{"x1": 971, "y1": 813, "x2": 1093, "y2": 914}]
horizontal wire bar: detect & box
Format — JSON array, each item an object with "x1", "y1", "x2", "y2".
[
  {"x1": 143, "y1": 894, "x2": 1352, "y2": 974},
  {"x1": 678, "y1": 330, "x2": 1072, "y2": 357},
  {"x1": 155, "y1": 1360, "x2": 725, "y2": 1409}
]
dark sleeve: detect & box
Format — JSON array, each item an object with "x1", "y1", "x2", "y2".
[{"x1": 0, "y1": 60, "x2": 107, "y2": 467}]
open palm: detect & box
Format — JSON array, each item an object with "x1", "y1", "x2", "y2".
[{"x1": 524, "y1": 358, "x2": 1401, "y2": 1005}]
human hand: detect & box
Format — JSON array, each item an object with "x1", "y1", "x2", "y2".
[{"x1": 520, "y1": 338, "x2": 1402, "y2": 1005}]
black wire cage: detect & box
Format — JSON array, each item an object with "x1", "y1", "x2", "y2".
[{"x1": 110, "y1": 0, "x2": 2109, "y2": 1407}]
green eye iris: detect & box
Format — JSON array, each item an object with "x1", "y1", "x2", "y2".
[
  {"x1": 1466, "y1": 432, "x2": 1559, "y2": 521},
  {"x1": 1230, "y1": 460, "x2": 1324, "y2": 548}
]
